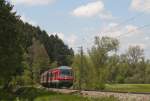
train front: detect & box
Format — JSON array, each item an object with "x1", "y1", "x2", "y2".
[{"x1": 58, "y1": 66, "x2": 74, "y2": 88}]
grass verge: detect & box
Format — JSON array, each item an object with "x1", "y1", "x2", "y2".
[{"x1": 105, "y1": 84, "x2": 150, "y2": 93}]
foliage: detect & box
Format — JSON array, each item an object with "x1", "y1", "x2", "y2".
[
  {"x1": 72, "y1": 37, "x2": 119, "y2": 90},
  {"x1": 0, "y1": 0, "x2": 24, "y2": 90},
  {"x1": 18, "y1": 22, "x2": 74, "y2": 66},
  {"x1": 88, "y1": 37, "x2": 119, "y2": 89},
  {"x1": 35, "y1": 27, "x2": 74, "y2": 66},
  {"x1": 50, "y1": 61, "x2": 58, "y2": 69},
  {"x1": 27, "y1": 38, "x2": 50, "y2": 83},
  {"x1": 72, "y1": 54, "x2": 95, "y2": 89}
]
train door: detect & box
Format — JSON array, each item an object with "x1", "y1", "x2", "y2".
[
  {"x1": 46, "y1": 72, "x2": 49, "y2": 87},
  {"x1": 48, "y1": 71, "x2": 52, "y2": 88}
]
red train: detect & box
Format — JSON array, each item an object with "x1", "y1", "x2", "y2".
[{"x1": 40, "y1": 66, "x2": 74, "y2": 88}]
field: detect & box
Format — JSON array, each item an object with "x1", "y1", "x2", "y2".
[{"x1": 105, "y1": 84, "x2": 150, "y2": 93}]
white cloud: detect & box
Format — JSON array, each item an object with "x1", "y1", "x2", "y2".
[
  {"x1": 11, "y1": 0, "x2": 55, "y2": 6},
  {"x1": 20, "y1": 15, "x2": 37, "y2": 26},
  {"x1": 72, "y1": 1, "x2": 104, "y2": 17},
  {"x1": 131, "y1": 0, "x2": 150, "y2": 13},
  {"x1": 72, "y1": 1, "x2": 113, "y2": 19}
]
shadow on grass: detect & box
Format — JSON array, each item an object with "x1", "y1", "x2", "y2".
[
  {"x1": 0, "y1": 89, "x2": 16, "y2": 101},
  {"x1": 0, "y1": 87, "x2": 59, "y2": 101},
  {"x1": 16, "y1": 87, "x2": 59, "y2": 101}
]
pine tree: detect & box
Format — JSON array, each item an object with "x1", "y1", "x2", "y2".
[{"x1": 0, "y1": 0, "x2": 24, "y2": 89}]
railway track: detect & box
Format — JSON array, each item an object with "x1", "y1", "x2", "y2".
[{"x1": 47, "y1": 88, "x2": 150, "y2": 101}]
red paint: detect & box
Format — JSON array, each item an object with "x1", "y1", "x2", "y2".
[{"x1": 41, "y1": 67, "x2": 74, "y2": 84}]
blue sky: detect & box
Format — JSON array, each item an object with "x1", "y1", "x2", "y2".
[{"x1": 8, "y1": 0, "x2": 150, "y2": 58}]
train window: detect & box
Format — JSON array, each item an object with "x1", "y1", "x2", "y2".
[
  {"x1": 48, "y1": 73, "x2": 52, "y2": 78},
  {"x1": 61, "y1": 69, "x2": 72, "y2": 76}
]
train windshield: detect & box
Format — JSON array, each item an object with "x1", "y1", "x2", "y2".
[{"x1": 60, "y1": 69, "x2": 72, "y2": 76}]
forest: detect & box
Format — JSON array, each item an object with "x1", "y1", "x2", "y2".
[
  {"x1": 0, "y1": 0, "x2": 74, "y2": 91},
  {"x1": 0, "y1": 0, "x2": 150, "y2": 95}
]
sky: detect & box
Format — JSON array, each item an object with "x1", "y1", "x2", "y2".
[{"x1": 7, "y1": 0, "x2": 150, "y2": 58}]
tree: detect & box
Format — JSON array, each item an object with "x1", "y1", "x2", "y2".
[
  {"x1": 27, "y1": 38, "x2": 50, "y2": 84},
  {"x1": 124, "y1": 46, "x2": 145, "y2": 83},
  {"x1": 46, "y1": 35, "x2": 74, "y2": 66},
  {"x1": 88, "y1": 36, "x2": 119, "y2": 89},
  {"x1": 0, "y1": 0, "x2": 24, "y2": 90},
  {"x1": 107, "y1": 54, "x2": 120, "y2": 83},
  {"x1": 35, "y1": 28, "x2": 74, "y2": 66},
  {"x1": 16, "y1": 21, "x2": 74, "y2": 68},
  {"x1": 145, "y1": 60, "x2": 150, "y2": 83},
  {"x1": 127, "y1": 45, "x2": 144, "y2": 64}
]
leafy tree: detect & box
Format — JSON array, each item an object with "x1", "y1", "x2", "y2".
[
  {"x1": 0, "y1": 0, "x2": 24, "y2": 90},
  {"x1": 145, "y1": 60, "x2": 150, "y2": 83},
  {"x1": 72, "y1": 54, "x2": 95, "y2": 89},
  {"x1": 89, "y1": 36, "x2": 119, "y2": 89},
  {"x1": 50, "y1": 61, "x2": 58, "y2": 69},
  {"x1": 127, "y1": 46, "x2": 144, "y2": 64},
  {"x1": 27, "y1": 38, "x2": 50, "y2": 84},
  {"x1": 107, "y1": 54, "x2": 120, "y2": 83},
  {"x1": 124, "y1": 46, "x2": 145, "y2": 83}
]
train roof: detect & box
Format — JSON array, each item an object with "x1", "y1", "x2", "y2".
[
  {"x1": 58, "y1": 66, "x2": 72, "y2": 70},
  {"x1": 41, "y1": 66, "x2": 72, "y2": 75}
]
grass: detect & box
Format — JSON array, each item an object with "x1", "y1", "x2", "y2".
[
  {"x1": 105, "y1": 84, "x2": 150, "y2": 93},
  {"x1": 34, "y1": 94, "x2": 118, "y2": 101},
  {"x1": 0, "y1": 87, "x2": 119, "y2": 101}
]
